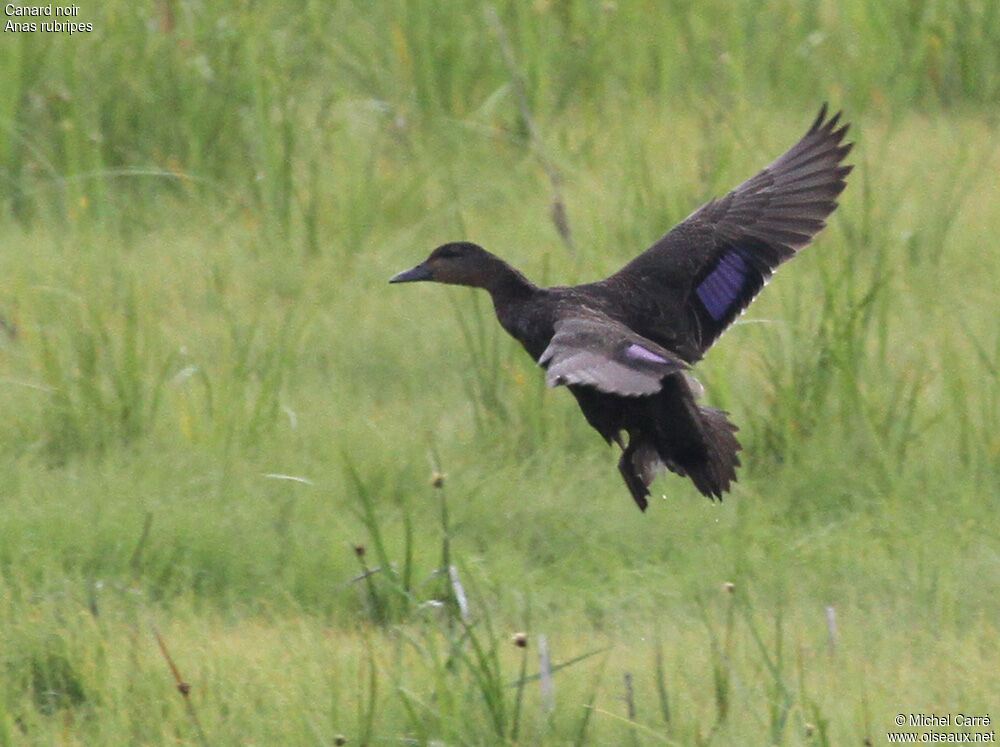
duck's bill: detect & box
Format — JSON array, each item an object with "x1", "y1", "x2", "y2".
[{"x1": 389, "y1": 264, "x2": 432, "y2": 283}]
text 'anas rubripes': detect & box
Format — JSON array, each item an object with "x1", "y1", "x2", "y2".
[{"x1": 392, "y1": 105, "x2": 852, "y2": 511}]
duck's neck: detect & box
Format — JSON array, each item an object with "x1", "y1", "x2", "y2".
[
  {"x1": 480, "y1": 258, "x2": 546, "y2": 352},
  {"x1": 481, "y1": 256, "x2": 537, "y2": 302}
]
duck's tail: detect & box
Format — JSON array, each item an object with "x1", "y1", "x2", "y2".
[
  {"x1": 679, "y1": 405, "x2": 741, "y2": 500},
  {"x1": 617, "y1": 387, "x2": 742, "y2": 511}
]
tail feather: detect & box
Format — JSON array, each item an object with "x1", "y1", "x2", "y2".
[
  {"x1": 618, "y1": 403, "x2": 741, "y2": 508},
  {"x1": 584, "y1": 376, "x2": 742, "y2": 510},
  {"x1": 652, "y1": 377, "x2": 742, "y2": 501},
  {"x1": 682, "y1": 405, "x2": 742, "y2": 499}
]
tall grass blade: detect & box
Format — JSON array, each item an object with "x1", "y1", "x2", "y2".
[
  {"x1": 538, "y1": 633, "x2": 555, "y2": 717},
  {"x1": 654, "y1": 639, "x2": 672, "y2": 728}
]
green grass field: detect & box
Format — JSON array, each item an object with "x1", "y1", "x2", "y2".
[{"x1": 1, "y1": 0, "x2": 999, "y2": 743}]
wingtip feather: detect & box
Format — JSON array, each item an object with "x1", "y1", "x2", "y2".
[{"x1": 811, "y1": 102, "x2": 829, "y2": 132}]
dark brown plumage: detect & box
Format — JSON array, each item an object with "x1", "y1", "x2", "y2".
[{"x1": 391, "y1": 105, "x2": 852, "y2": 511}]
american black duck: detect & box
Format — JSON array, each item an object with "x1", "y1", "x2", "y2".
[{"x1": 391, "y1": 105, "x2": 852, "y2": 511}]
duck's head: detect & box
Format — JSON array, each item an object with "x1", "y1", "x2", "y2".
[{"x1": 390, "y1": 242, "x2": 498, "y2": 289}]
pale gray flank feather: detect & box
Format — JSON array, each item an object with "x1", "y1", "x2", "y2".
[{"x1": 539, "y1": 317, "x2": 687, "y2": 397}]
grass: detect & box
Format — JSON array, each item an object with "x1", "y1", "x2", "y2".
[{"x1": 1, "y1": 0, "x2": 999, "y2": 743}]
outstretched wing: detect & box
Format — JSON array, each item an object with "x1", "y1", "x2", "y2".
[
  {"x1": 539, "y1": 316, "x2": 687, "y2": 396},
  {"x1": 606, "y1": 104, "x2": 852, "y2": 354}
]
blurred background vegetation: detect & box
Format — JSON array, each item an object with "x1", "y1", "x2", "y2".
[{"x1": 1, "y1": 0, "x2": 998, "y2": 743}]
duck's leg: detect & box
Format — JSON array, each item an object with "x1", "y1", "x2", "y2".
[{"x1": 617, "y1": 436, "x2": 650, "y2": 512}]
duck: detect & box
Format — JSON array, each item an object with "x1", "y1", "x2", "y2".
[{"x1": 391, "y1": 105, "x2": 852, "y2": 511}]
